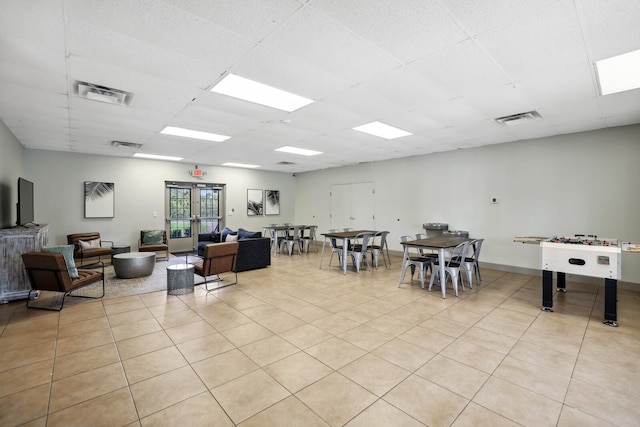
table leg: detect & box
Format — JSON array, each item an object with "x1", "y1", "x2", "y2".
[
  {"x1": 556, "y1": 272, "x2": 566, "y2": 292},
  {"x1": 273, "y1": 232, "x2": 279, "y2": 257},
  {"x1": 542, "y1": 270, "x2": 554, "y2": 312},
  {"x1": 438, "y1": 248, "x2": 446, "y2": 298},
  {"x1": 319, "y1": 237, "x2": 328, "y2": 269},
  {"x1": 603, "y1": 278, "x2": 618, "y2": 327},
  {"x1": 398, "y1": 246, "x2": 410, "y2": 287},
  {"x1": 342, "y1": 237, "x2": 348, "y2": 274}
]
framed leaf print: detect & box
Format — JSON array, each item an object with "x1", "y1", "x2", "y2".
[
  {"x1": 84, "y1": 181, "x2": 115, "y2": 218},
  {"x1": 247, "y1": 189, "x2": 263, "y2": 216},
  {"x1": 265, "y1": 190, "x2": 280, "y2": 215}
]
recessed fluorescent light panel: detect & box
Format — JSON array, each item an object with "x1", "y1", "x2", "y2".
[
  {"x1": 134, "y1": 153, "x2": 183, "y2": 161},
  {"x1": 161, "y1": 126, "x2": 231, "y2": 142},
  {"x1": 275, "y1": 146, "x2": 322, "y2": 156},
  {"x1": 596, "y1": 49, "x2": 640, "y2": 95},
  {"x1": 353, "y1": 121, "x2": 413, "y2": 139},
  {"x1": 222, "y1": 162, "x2": 260, "y2": 169},
  {"x1": 211, "y1": 74, "x2": 314, "y2": 112}
]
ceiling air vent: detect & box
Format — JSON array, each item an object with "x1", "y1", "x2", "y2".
[
  {"x1": 111, "y1": 141, "x2": 143, "y2": 149},
  {"x1": 494, "y1": 110, "x2": 542, "y2": 127},
  {"x1": 278, "y1": 161, "x2": 295, "y2": 165},
  {"x1": 73, "y1": 81, "x2": 134, "y2": 106}
]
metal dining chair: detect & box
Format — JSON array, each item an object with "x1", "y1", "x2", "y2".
[
  {"x1": 280, "y1": 225, "x2": 303, "y2": 255},
  {"x1": 398, "y1": 235, "x2": 432, "y2": 288},
  {"x1": 369, "y1": 231, "x2": 391, "y2": 268},
  {"x1": 301, "y1": 225, "x2": 318, "y2": 253},
  {"x1": 348, "y1": 232, "x2": 373, "y2": 273},
  {"x1": 452, "y1": 238, "x2": 484, "y2": 289},
  {"x1": 428, "y1": 241, "x2": 470, "y2": 298},
  {"x1": 328, "y1": 229, "x2": 344, "y2": 267},
  {"x1": 415, "y1": 233, "x2": 438, "y2": 267}
]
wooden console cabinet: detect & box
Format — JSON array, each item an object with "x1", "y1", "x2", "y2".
[{"x1": 0, "y1": 224, "x2": 49, "y2": 303}]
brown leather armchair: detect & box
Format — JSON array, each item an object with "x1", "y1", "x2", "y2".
[
  {"x1": 191, "y1": 241, "x2": 239, "y2": 291},
  {"x1": 21, "y1": 252, "x2": 105, "y2": 310},
  {"x1": 67, "y1": 232, "x2": 113, "y2": 266},
  {"x1": 139, "y1": 230, "x2": 169, "y2": 260}
]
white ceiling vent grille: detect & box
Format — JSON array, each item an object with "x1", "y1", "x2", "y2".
[
  {"x1": 494, "y1": 111, "x2": 542, "y2": 127},
  {"x1": 111, "y1": 140, "x2": 143, "y2": 149},
  {"x1": 74, "y1": 81, "x2": 134, "y2": 106}
]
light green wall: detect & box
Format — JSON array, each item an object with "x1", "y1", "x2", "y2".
[
  {"x1": 294, "y1": 125, "x2": 640, "y2": 284},
  {"x1": 0, "y1": 121, "x2": 25, "y2": 228},
  {"x1": 7, "y1": 122, "x2": 640, "y2": 284},
  {"x1": 23, "y1": 150, "x2": 296, "y2": 249}
]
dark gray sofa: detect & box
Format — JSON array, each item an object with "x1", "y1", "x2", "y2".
[{"x1": 197, "y1": 229, "x2": 270, "y2": 272}]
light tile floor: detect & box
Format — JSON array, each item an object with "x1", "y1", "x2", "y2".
[{"x1": 1, "y1": 250, "x2": 639, "y2": 426}]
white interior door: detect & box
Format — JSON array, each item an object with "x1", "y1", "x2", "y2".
[{"x1": 330, "y1": 182, "x2": 375, "y2": 230}]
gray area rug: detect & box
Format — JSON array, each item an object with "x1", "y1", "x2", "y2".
[
  {"x1": 28, "y1": 254, "x2": 198, "y2": 309},
  {"x1": 103, "y1": 255, "x2": 195, "y2": 298}
]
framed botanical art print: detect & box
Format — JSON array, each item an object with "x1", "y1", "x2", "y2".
[
  {"x1": 265, "y1": 189, "x2": 280, "y2": 215},
  {"x1": 84, "y1": 181, "x2": 115, "y2": 218},
  {"x1": 247, "y1": 189, "x2": 263, "y2": 216}
]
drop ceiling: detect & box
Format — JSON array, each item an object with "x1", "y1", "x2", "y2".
[{"x1": 1, "y1": 0, "x2": 639, "y2": 173}]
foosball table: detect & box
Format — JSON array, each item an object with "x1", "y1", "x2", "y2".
[
  {"x1": 515, "y1": 235, "x2": 639, "y2": 327},
  {"x1": 541, "y1": 236, "x2": 621, "y2": 326}
]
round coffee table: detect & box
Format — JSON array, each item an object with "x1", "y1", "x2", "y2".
[{"x1": 113, "y1": 252, "x2": 156, "y2": 278}]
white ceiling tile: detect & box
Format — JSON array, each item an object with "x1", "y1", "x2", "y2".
[
  {"x1": 284, "y1": 101, "x2": 371, "y2": 133},
  {"x1": 0, "y1": 0, "x2": 65, "y2": 47},
  {"x1": 66, "y1": 0, "x2": 257, "y2": 69},
  {"x1": 228, "y1": 45, "x2": 351, "y2": 100},
  {"x1": 309, "y1": 0, "x2": 468, "y2": 62},
  {"x1": 66, "y1": 20, "x2": 223, "y2": 88},
  {"x1": 321, "y1": 86, "x2": 406, "y2": 123},
  {"x1": 410, "y1": 39, "x2": 513, "y2": 97},
  {"x1": 263, "y1": 6, "x2": 401, "y2": 84},
  {"x1": 439, "y1": 0, "x2": 561, "y2": 35},
  {"x1": 359, "y1": 67, "x2": 454, "y2": 111},
  {"x1": 162, "y1": 0, "x2": 304, "y2": 42},
  {"x1": 515, "y1": 62, "x2": 598, "y2": 107},
  {"x1": 577, "y1": 0, "x2": 640, "y2": 59},
  {"x1": 477, "y1": 0, "x2": 589, "y2": 81},
  {"x1": 461, "y1": 84, "x2": 533, "y2": 119}
]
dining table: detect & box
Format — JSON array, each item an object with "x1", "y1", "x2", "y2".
[
  {"x1": 399, "y1": 236, "x2": 473, "y2": 298},
  {"x1": 262, "y1": 225, "x2": 313, "y2": 256},
  {"x1": 262, "y1": 225, "x2": 293, "y2": 257},
  {"x1": 319, "y1": 230, "x2": 378, "y2": 274}
]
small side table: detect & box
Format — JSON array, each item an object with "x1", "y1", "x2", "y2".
[{"x1": 167, "y1": 263, "x2": 195, "y2": 295}]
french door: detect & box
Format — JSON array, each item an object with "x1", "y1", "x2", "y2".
[{"x1": 165, "y1": 182, "x2": 224, "y2": 253}]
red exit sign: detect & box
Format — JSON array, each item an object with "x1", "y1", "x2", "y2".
[{"x1": 191, "y1": 169, "x2": 203, "y2": 177}]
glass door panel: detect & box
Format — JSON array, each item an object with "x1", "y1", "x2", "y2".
[{"x1": 166, "y1": 182, "x2": 224, "y2": 254}]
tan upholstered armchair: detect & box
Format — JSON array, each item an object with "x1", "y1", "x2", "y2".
[
  {"x1": 67, "y1": 232, "x2": 113, "y2": 266},
  {"x1": 191, "y1": 241, "x2": 239, "y2": 291},
  {"x1": 139, "y1": 230, "x2": 169, "y2": 260},
  {"x1": 21, "y1": 252, "x2": 105, "y2": 310}
]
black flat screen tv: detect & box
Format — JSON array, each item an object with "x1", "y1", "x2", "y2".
[{"x1": 17, "y1": 177, "x2": 35, "y2": 226}]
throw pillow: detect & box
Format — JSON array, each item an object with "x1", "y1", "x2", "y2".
[
  {"x1": 42, "y1": 245, "x2": 79, "y2": 279},
  {"x1": 238, "y1": 228, "x2": 261, "y2": 239},
  {"x1": 79, "y1": 238, "x2": 101, "y2": 250},
  {"x1": 221, "y1": 227, "x2": 235, "y2": 241},
  {"x1": 226, "y1": 234, "x2": 238, "y2": 242},
  {"x1": 143, "y1": 230, "x2": 164, "y2": 245}
]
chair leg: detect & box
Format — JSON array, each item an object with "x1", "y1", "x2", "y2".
[
  {"x1": 398, "y1": 259, "x2": 410, "y2": 287},
  {"x1": 201, "y1": 271, "x2": 238, "y2": 291},
  {"x1": 451, "y1": 271, "x2": 460, "y2": 297}
]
